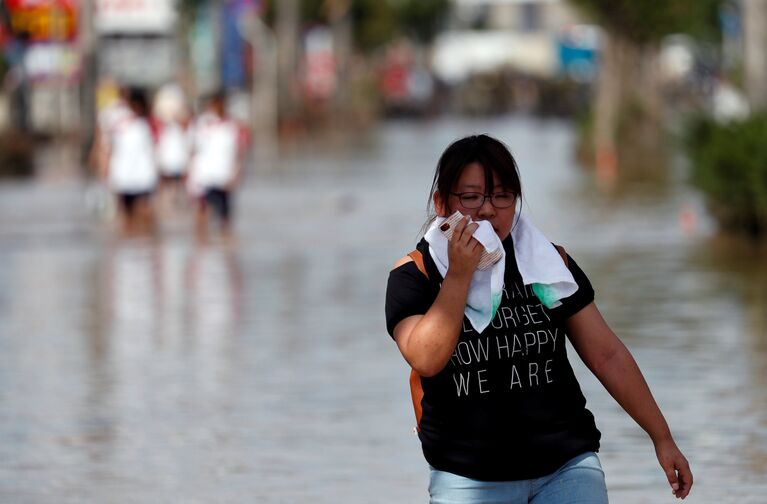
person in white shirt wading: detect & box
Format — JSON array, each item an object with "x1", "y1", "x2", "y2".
[
  {"x1": 187, "y1": 91, "x2": 249, "y2": 241},
  {"x1": 104, "y1": 87, "x2": 159, "y2": 235},
  {"x1": 153, "y1": 83, "x2": 193, "y2": 211}
]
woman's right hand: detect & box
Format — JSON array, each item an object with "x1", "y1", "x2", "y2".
[
  {"x1": 445, "y1": 215, "x2": 482, "y2": 278},
  {"x1": 654, "y1": 437, "x2": 693, "y2": 499},
  {"x1": 393, "y1": 215, "x2": 483, "y2": 377}
]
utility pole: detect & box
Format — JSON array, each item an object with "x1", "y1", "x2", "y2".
[
  {"x1": 743, "y1": 0, "x2": 767, "y2": 110},
  {"x1": 326, "y1": 0, "x2": 352, "y2": 118},
  {"x1": 175, "y1": 0, "x2": 195, "y2": 104},
  {"x1": 243, "y1": 11, "x2": 278, "y2": 166},
  {"x1": 79, "y1": 0, "x2": 99, "y2": 166},
  {"x1": 276, "y1": 0, "x2": 300, "y2": 126}
]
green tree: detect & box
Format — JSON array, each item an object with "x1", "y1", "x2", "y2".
[
  {"x1": 571, "y1": 1, "x2": 721, "y2": 43},
  {"x1": 569, "y1": 0, "x2": 722, "y2": 176},
  {"x1": 390, "y1": 0, "x2": 449, "y2": 44},
  {"x1": 685, "y1": 112, "x2": 767, "y2": 237},
  {"x1": 264, "y1": 0, "x2": 449, "y2": 52}
]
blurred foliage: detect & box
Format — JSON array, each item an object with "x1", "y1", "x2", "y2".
[
  {"x1": 296, "y1": 0, "x2": 449, "y2": 51},
  {"x1": 178, "y1": 0, "x2": 206, "y2": 17},
  {"x1": 388, "y1": 0, "x2": 450, "y2": 44},
  {"x1": 349, "y1": 1, "x2": 399, "y2": 51},
  {"x1": 569, "y1": 0, "x2": 723, "y2": 44},
  {"x1": 178, "y1": 0, "x2": 451, "y2": 52},
  {"x1": 454, "y1": 72, "x2": 590, "y2": 117},
  {"x1": 174, "y1": 0, "x2": 451, "y2": 52},
  {"x1": 684, "y1": 113, "x2": 767, "y2": 237},
  {"x1": 0, "y1": 55, "x2": 7, "y2": 82},
  {"x1": 0, "y1": 4, "x2": 10, "y2": 81}
]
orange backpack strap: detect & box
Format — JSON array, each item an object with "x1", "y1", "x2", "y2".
[
  {"x1": 405, "y1": 249, "x2": 427, "y2": 431},
  {"x1": 409, "y1": 368, "x2": 424, "y2": 432},
  {"x1": 407, "y1": 249, "x2": 428, "y2": 279}
]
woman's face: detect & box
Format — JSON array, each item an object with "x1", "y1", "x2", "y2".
[{"x1": 434, "y1": 162, "x2": 517, "y2": 240}]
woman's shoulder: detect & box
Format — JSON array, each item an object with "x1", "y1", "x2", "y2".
[{"x1": 392, "y1": 255, "x2": 414, "y2": 270}]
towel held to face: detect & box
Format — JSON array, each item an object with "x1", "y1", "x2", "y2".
[{"x1": 424, "y1": 211, "x2": 578, "y2": 333}]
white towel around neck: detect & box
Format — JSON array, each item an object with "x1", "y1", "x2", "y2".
[{"x1": 511, "y1": 213, "x2": 578, "y2": 308}]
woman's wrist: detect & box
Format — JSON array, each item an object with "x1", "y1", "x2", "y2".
[
  {"x1": 444, "y1": 266, "x2": 475, "y2": 284},
  {"x1": 649, "y1": 427, "x2": 674, "y2": 446}
]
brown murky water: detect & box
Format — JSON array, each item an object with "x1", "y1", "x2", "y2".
[{"x1": 1, "y1": 117, "x2": 765, "y2": 503}]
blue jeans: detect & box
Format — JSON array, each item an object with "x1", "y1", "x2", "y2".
[{"x1": 428, "y1": 452, "x2": 608, "y2": 504}]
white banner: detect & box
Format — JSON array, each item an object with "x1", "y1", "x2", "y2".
[
  {"x1": 95, "y1": 0, "x2": 177, "y2": 34},
  {"x1": 98, "y1": 37, "x2": 177, "y2": 86}
]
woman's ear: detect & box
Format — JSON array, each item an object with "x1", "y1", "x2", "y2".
[{"x1": 434, "y1": 191, "x2": 448, "y2": 217}]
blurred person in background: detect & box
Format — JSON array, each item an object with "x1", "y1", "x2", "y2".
[
  {"x1": 153, "y1": 83, "x2": 193, "y2": 210},
  {"x1": 103, "y1": 87, "x2": 159, "y2": 235},
  {"x1": 187, "y1": 90, "x2": 249, "y2": 242},
  {"x1": 385, "y1": 135, "x2": 692, "y2": 503},
  {"x1": 89, "y1": 77, "x2": 131, "y2": 181}
]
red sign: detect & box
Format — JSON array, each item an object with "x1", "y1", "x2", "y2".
[{"x1": 6, "y1": 0, "x2": 78, "y2": 42}]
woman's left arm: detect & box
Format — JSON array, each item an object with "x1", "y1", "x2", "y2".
[{"x1": 565, "y1": 302, "x2": 693, "y2": 500}]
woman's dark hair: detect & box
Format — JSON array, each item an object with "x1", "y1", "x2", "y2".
[
  {"x1": 127, "y1": 87, "x2": 149, "y2": 117},
  {"x1": 426, "y1": 134, "x2": 522, "y2": 224}
]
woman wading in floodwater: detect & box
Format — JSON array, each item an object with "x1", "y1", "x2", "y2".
[{"x1": 385, "y1": 134, "x2": 692, "y2": 503}]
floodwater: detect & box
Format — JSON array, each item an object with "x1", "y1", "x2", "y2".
[{"x1": 1, "y1": 116, "x2": 766, "y2": 503}]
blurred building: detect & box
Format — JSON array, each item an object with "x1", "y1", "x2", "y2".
[
  {"x1": 430, "y1": 0, "x2": 597, "y2": 116},
  {"x1": 0, "y1": 0, "x2": 180, "y2": 134},
  {"x1": 433, "y1": 0, "x2": 595, "y2": 84},
  {"x1": 95, "y1": 0, "x2": 178, "y2": 88},
  {"x1": 0, "y1": 0, "x2": 270, "y2": 136},
  {"x1": 1, "y1": 0, "x2": 81, "y2": 133}
]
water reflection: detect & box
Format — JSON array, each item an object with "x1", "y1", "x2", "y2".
[
  {"x1": 65, "y1": 238, "x2": 246, "y2": 500},
  {"x1": 184, "y1": 242, "x2": 243, "y2": 342}
]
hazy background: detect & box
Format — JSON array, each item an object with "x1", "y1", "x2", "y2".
[{"x1": 1, "y1": 1, "x2": 766, "y2": 502}]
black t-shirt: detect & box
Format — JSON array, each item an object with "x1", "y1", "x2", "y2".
[{"x1": 385, "y1": 237, "x2": 601, "y2": 481}]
